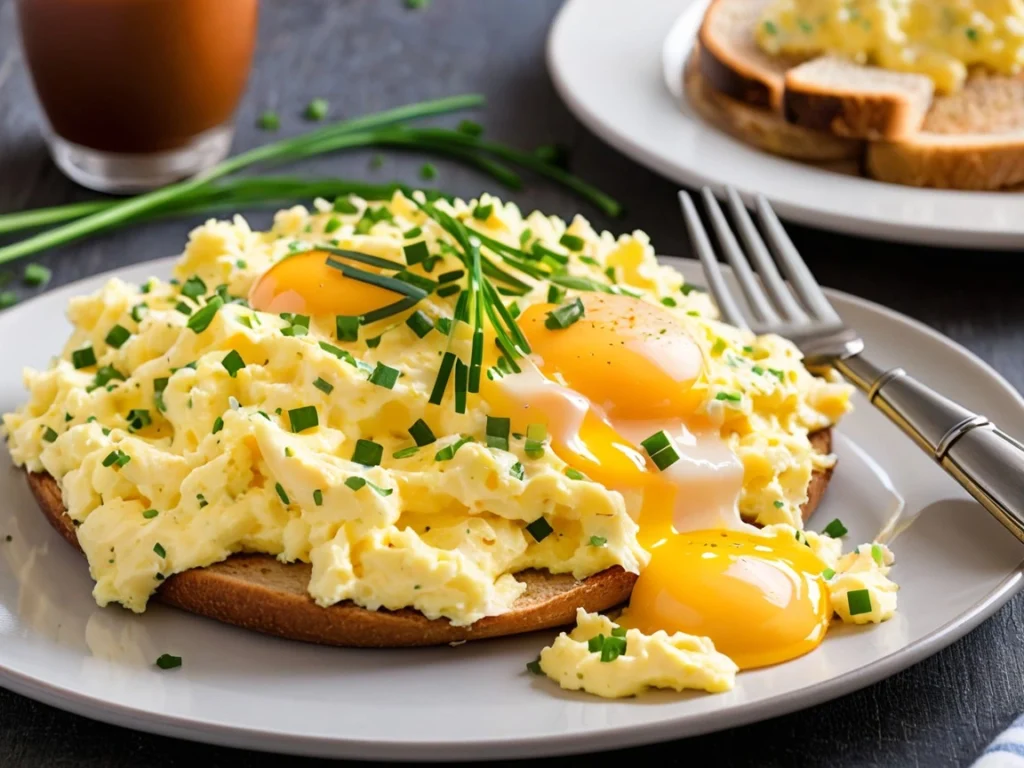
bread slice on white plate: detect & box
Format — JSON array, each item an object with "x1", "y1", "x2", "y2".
[
  {"x1": 685, "y1": 49, "x2": 864, "y2": 163},
  {"x1": 783, "y1": 57, "x2": 934, "y2": 140},
  {"x1": 866, "y1": 73, "x2": 1024, "y2": 189},
  {"x1": 698, "y1": 0, "x2": 798, "y2": 111}
]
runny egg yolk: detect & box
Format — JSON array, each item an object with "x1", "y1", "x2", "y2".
[
  {"x1": 248, "y1": 250, "x2": 401, "y2": 316},
  {"x1": 484, "y1": 293, "x2": 832, "y2": 669},
  {"x1": 621, "y1": 530, "x2": 832, "y2": 669}
]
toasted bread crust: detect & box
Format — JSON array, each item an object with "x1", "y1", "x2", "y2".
[
  {"x1": 27, "y1": 430, "x2": 833, "y2": 647},
  {"x1": 685, "y1": 58, "x2": 864, "y2": 164},
  {"x1": 784, "y1": 86, "x2": 924, "y2": 141}
]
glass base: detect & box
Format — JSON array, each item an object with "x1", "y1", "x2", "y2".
[{"x1": 47, "y1": 125, "x2": 234, "y2": 194}]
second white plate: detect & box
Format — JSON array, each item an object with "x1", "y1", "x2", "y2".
[{"x1": 547, "y1": 0, "x2": 1024, "y2": 250}]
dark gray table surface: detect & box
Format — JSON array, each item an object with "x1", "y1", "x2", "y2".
[{"x1": 1, "y1": 1, "x2": 1022, "y2": 766}]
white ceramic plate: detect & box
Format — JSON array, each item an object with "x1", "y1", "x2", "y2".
[
  {"x1": 547, "y1": 0, "x2": 1024, "y2": 250},
  {"x1": 0, "y1": 256, "x2": 1022, "y2": 761}
]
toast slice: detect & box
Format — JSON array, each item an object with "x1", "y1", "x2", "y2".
[
  {"x1": 698, "y1": 0, "x2": 798, "y2": 110},
  {"x1": 783, "y1": 57, "x2": 934, "y2": 140},
  {"x1": 26, "y1": 431, "x2": 834, "y2": 647},
  {"x1": 685, "y1": 52, "x2": 864, "y2": 164},
  {"x1": 866, "y1": 72, "x2": 1024, "y2": 189}
]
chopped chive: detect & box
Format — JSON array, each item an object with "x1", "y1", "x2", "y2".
[
  {"x1": 180, "y1": 275, "x2": 206, "y2": 300},
  {"x1": 711, "y1": 338, "x2": 727, "y2": 355},
  {"x1": 587, "y1": 635, "x2": 604, "y2": 653},
  {"x1": 275, "y1": 482, "x2": 290, "y2": 505},
  {"x1": 768, "y1": 368, "x2": 785, "y2": 382},
  {"x1": 102, "y1": 450, "x2": 131, "y2": 468},
  {"x1": 403, "y1": 240, "x2": 430, "y2": 266},
  {"x1": 394, "y1": 269, "x2": 437, "y2": 294},
  {"x1": 611, "y1": 626, "x2": 627, "y2": 638},
  {"x1": 42, "y1": 426, "x2": 58, "y2": 443},
  {"x1": 438, "y1": 269, "x2": 464, "y2": 284},
  {"x1": 773, "y1": 500, "x2": 785, "y2": 508},
  {"x1": 507, "y1": 301, "x2": 521, "y2": 319},
  {"x1": 435, "y1": 317, "x2": 452, "y2": 335},
  {"x1": 526, "y1": 656, "x2": 543, "y2": 675},
  {"x1": 822, "y1": 567, "x2": 836, "y2": 580},
  {"x1": 454, "y1": 359, "x2": 468, "y2": 413},
  {"x1": 197, "y1": 494, "x2": 208, "y2": 508},
  {"x1": 408, "y1": 419, "x2": 436, "y2": 446},
  {"x1": 126, "y1": 409, "x2": 151, "y2": 431},
  {"x1": 71, "y1": 345, "x2": 96, "y2": 369},
  {"x1": 175, "y1": 301, "x2": 193, "y2": 316},
  {"x1": 763, "y1": 19, "x2": 778, "y2": 35},
  {"x1": 752, "y1": 365, "x2": 765, "y2": 375},
  {"x1": 822, "y1": 518, "x2": 848, "y2": 538},
  {"x1": 519, "y1": 228, "x2": 533, "y2": 247},
  {"x1": 966, "y1": 26, "x2": 979, "y2": 41},
  {"x1": 847, "y1": 589, "x2": 873, "y2": 616},
  {"x1": 547, "y1": 284, "x2": 565, "y2": 304},
  {"x1": 525, "y1": 423, "x2": 546, "y2": 458},
  {"x1": 565, "y1": 468, "x2": 586, "y2": 480},
  {"x1": 304, "y1": 98, "x2": 329, "y2": 121},
  {"x1": 288, "y1": 405, "x2": 319, "y2": 433},
  {"x1": 393, "y1": 446, "x2": 419, "y2": 459},
  {"x1": 600, "y1": 635, "x2": 626, "y2": 662},
  {"x1": 313, "y1": 489, "x2": 323, "y2": 506},
  {"x1": 221, "y1": 350, "x2": 246, "y2": 377},
  {"x1": 510, "y1": 461, "x2": 525, "y2": 480},
  {"x1": 525, "y1": 517, "x2": 553, "y2": 542},
  {"x1": 368, "y1": 362, "x2": 400, "y2": 389},
  {"x1": 155, "y1": 653, "x2": 182, "y2": 670},
  {"x1": 186, "y1": 296, "x2": 223, "y2": 333},
  {"x1": 405, "y1": 310, "x2": 434, "y2": 338},
  {"x1": 333, "y1": 197, "x2": 358, "y2": 214},
  {"x1": 344, "y1": 476, "x2": 393, "y2": 496},
  {"x1": 436, "y1": 284, "x2": 460, "y2": 298},
  {"x1": 212, "y1": 416, "x2": 224, "y2": 434},
  {"x1": 486, "y1": 416, "x2": 511, "y2": 451},
  {"x1": 313, "y1": 376, "x2": 334, "y2": 394},
  {"x1": 641, "y1": 430, "x2": 680, "y2": 471},
  {"x1": 153, "y1": 542, "x2": 166, "y2": 558},
  {"x1": 871, "y1": 544, "x2": 884, "y2": 565},
  {"x1": 142, "y1": 509, "x2": 159, "y2": 519},
  {"x1": 544, "y1": 297, "x2": 584, "y2": 330},
  {"x1": 419, "y1": 162, "x2": 437, "y2": 180},
  {"x1": 473, "y1": 203, "x2": 494, "y2": 221},
  {"x1": 92, "y1": 365, "x2": 125, "y2": 389},
  {"x1": 589, "y1": 535, "x2": 607, "y2": 547},
  {"x1": 714, "y1": 391, "x2": 742, "y2": 403},
  {"x1": 257, "y1": 111, "x2": 280, "y2": 131},
  {"x1": 434, "y1": 435, "x2": 473, "y2": 461},
  {"x1": 336, "y1": 315, "x2": 360, "y2": 342},
  {"x1": 23, "y1": 263, "x2": 51, "y2": 287},
  {"x1": 559, "y1": 233, "x2": 585, "y2": 251},
  {"x1": 105, "y1": 324, "x2": 131, "y2": 349},
  {"x1": 352, "y1": 438, "x2": 383, "y2": 466},
  {"x1": 131, "y1": 303, "x2": 148, "y2": 323},
  {"x1": 404, "y1": 227, "x2": 422, "y2": 239},
  {"x1": 324, "y1": 217, "x2": 342, "y2": 234}
]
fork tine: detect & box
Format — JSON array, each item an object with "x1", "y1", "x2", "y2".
[
  {"x1": 700, "y1": 188, "x2": 779, "y2": 325},
  {"x1": 678, "y1": 190, "x2": 750, "y2": 330},
  {"x1": 755, "y1": 195, "x2": 841, "y2": 323},
  {"x1": 725, "y1": 188, "x2": 809, "y2": 324}
]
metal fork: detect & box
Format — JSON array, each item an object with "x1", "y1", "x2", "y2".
[{"x1": 680, "y1": 186, "x2": 1024, "y2": 544}]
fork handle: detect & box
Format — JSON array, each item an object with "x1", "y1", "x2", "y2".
[{"x1": 834, "y1": 354, "x2": 1024, "y2": 544}]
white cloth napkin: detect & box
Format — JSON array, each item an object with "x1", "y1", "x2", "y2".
[{"x1": 973, "y1": 716, "x2": 1024, "y2": 767}]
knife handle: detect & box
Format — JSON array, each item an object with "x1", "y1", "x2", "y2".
[{"x1": 833, "y1": 354, "x2": 1024, "y2": 544}]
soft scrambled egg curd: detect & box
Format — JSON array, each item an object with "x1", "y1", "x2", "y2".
[
  {"x1": 2, "y1": 188, "x2": 893, "y2": 698},
  {"x1": 756, "y1": 0, "x2": 1024, "y2": 92}
]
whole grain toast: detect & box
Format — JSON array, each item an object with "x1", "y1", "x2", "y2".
[{"x1": 27, "y1": 430, "x2": 834, "y2": 647}]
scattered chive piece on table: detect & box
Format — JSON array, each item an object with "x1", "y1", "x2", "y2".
[
  {"x1": 0, "y1": 292, "x2": 16, "y2": 309},
  {"x1": 23, "y1": 263, "x2": 51, "y2": 286},
  {"x1": 304, "y1": 98, "x2": 329, "y2": 121},
  {"x1": 352, "y1": 438, "x2": 384, "y2": 466},
  {"x1": 288, "y1": 405, "x2": 319, "y2": 433},
  {"x1": 257, "y1": 111, "x2": 280, "y2": 131},
  {"x1": 589, "y1": 535, "x2": 607, "y2": 547},
  {"x1": 104, "y1": 324, "x2": 131, "y2": 349},
  {"x1": 544, "y1": 297, "x2": 584, "y2": 330},
  {"x1": 155, "y1": 654, "x2": 182, "y2": 670},
  {"x1": 221, "y1": 350, "x2": 246, "y2": 377},
  {"x1": 313, "y1": 376, "x2": 334, "y2": 395},
  {"x1": 525, "y1": 517, "x2": 553, "y2": 542},
  {"x1": 847, "y1": 589, "x2": 873, "y2": 616},
  {"x1": 822, "y1": 518, "x2": 848, "y2": 538},
  {"x1": 526, "y1": 657, "x2": 543, "y2": 675},
  {"x1": 419, "y1": 162, "x2": 437, "y2": 180}
]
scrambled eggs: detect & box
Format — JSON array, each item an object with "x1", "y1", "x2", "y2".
[
  {"x1": 756, "y1": 0, "x2": 1024, "y2": 92},
  {"x1": 537, "y1": 608, "x2": 739, "y2": 698}
]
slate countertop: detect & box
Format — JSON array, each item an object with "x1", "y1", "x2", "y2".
[{"x1": 0, "y1": 1, "x2": 1022, "y2": 766}]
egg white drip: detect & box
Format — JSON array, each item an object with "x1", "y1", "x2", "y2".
[{"x1": 495, "y1": 362, "x2": 749, "y2": 535}]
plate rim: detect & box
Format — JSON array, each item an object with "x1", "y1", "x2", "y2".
[
  {"x1": 546, "y1": 0, "x2": 1024, "y2": 251},
  {"x1": 0, "y1": 254, "x2": 1022, "y2": 761}
]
